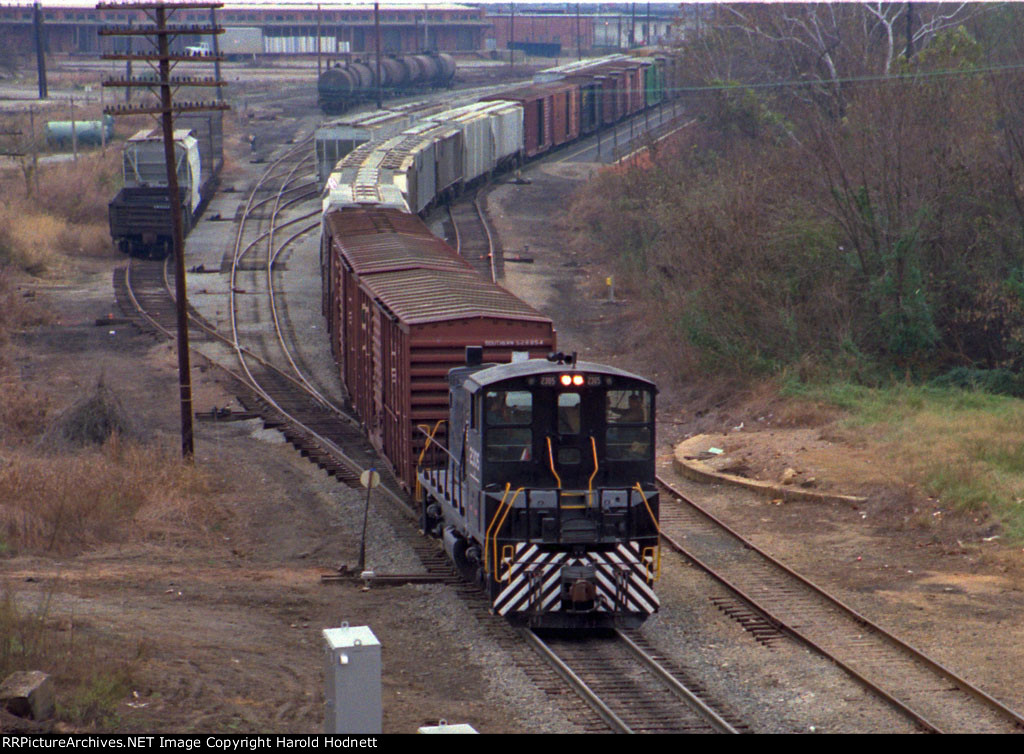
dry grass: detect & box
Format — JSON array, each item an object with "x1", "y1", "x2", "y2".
[
  {"x1": 0, "y1": 373, "x2": 51, "y2": 446},
  {"x1": 0, "y1": 150, "x2": 121, "y2": 275},
  {"x1": 0, "y1": 438, "x2": 220, "y2": 556}
]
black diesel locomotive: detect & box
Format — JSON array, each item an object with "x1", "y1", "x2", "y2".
[{"x1": 417, "y1": 351, "x2": 660, "y2": 629}]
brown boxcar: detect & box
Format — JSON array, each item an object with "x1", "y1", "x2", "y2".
[
  {"x1": 482, "y1": 84, "x2": 553, "y2": 158},
  {"x1": 546, "y1": 81, "x2": 580, "y2": 147},
  {"x1": 324, "y1": 207, "x2": 556, "y2": 489}
]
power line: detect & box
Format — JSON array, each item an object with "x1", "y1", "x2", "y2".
[{"x1": 671, "y1": 60, "x2": 1024, "y2": 95}]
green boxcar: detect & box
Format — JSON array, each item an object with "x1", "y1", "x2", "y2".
[{"x1": 644, "y1": 58, "x2": 664, "y2": 107}]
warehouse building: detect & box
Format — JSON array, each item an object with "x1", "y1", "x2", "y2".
[{"x1": 0, "y1": 1, "x2": 488, "y2": 57}]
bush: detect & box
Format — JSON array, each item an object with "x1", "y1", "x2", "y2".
[{"x1": 930, "y1": 367, "x2": 1024, "y2": 397}]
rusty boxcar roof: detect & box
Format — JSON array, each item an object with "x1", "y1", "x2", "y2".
[
  {"x1": 326, "y1": 206, "x2": 552, "y2": 327},
  {"x1": 325, "y1": 205, "x2": 432, "y2": 237},
  {"x1": 482, "y1": 81, "x2": 574, "y2": 102},
  {"x1": 326, "y1": 207, "x2": 472, "y2": 275},
  {"x1": 332, "y1": 233, "x2": 473, "y2": 276},
  {"x1": 360, "y1": 267, "x2": 552, "y2": 326}
]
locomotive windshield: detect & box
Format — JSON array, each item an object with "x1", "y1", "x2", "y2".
[
  {"x1": 479, "y1": 380, "x2": 655, "y2": 485},
  {"x1": 485, "y1": 390, "x2": 532, "y2": 462},
  {"x1": 606, "y1": 389, "x2": 652, "y2": 461}
]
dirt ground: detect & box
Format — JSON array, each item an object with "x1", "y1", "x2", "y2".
[{"x1": 3, "y1": 123, "x2": 1024, "y2": 734}]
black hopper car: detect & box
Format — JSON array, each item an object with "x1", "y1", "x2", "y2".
[{"x1": 417, "y1": 351, "x2": 660, "y2": 629}]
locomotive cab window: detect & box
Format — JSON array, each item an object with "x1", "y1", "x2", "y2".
[
  {"x1": 557, "y1": 392, "x2": 581, "y2": 435},
  {"x1": 485, "y1": 390, "x2": 532, "y2": 462},
  {"x1": 606, "y1": 389, "x2": 652, "y2": 461}
]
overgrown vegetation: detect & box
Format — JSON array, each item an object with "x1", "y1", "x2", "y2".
[
  {"x1": 0, "y1": 151, "x2": 121, "y2": 276},
  {"x1": 783, "y1": 381, "x2": 1024, "y2": 540},
  {"x1": 571, "y1": 4, "x2": 1024, "y2": 537},
  {"x1": 0, "y1": 80, "x2": 238, "y2": 730},
  {"x1": 0, "y1": 426, "x2": 217, "y2": 556}
]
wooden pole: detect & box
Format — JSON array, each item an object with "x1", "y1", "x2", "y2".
[
  {"x1": 70, "y1": 95, "x2": 77, "y2": 161},
  {"x1": 509, "y1": 4, "x2": 515, "y2": 71},
  {"x1": 33, "y1": 2, "x2": 47, "y2": 99},
  {"x1": 374, "y1": 2, "x2": 382, "y2": 109},
  {"x1": 156, "y1": 4, "x2": 195, "y2": 461},
  {"x1": 576, "y1": 3, "x2": 581, "y2": 61},
  {"x1": 126, "y1": 18, "x2": 132, "y2": 102},
  {"x1": 210, "y1": 6, "x2": 223, "y2": 101}
]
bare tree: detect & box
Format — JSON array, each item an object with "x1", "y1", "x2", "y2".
[{"x1": 707, "y1": 3, "x2": 984, "y2": 114}]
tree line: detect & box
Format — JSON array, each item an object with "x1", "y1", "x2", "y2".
[{"x1": 573, "y1": 3, "x2": 1024, "y2": 392}]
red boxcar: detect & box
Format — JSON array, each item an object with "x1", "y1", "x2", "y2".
[
  {"x1": 483, "y1": 81, "x2": 582, "y2": 156},
  {"x1": 324, "y1": 207, "x2": 556, "y2": 489}
]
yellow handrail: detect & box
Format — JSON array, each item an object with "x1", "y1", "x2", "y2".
[
  {"x1": 413, "y1": 419, "x2": 446, "y2": 503},
  {"x1": 415, "y1": 419, "x2": 447, "y2": 468},
  {"x1": 633, "y1": 482, "x2": 660, "y2": 534},
  {"x1": 483, "y1": 483, "x2": 512, "y2": 575},
  {"x1": 500, "y1": 544, "x2": 515, "y2": 582},
  {"x1": 587, "y1": 436, "x2": 599, "y2": 507},
  {"x1": 490, "y1": 487, "x2": 523, "y2": 579},
  {"x1": 546, "y1": 436, "x2": 561, "y2": 489},
  {"x1": 633, "y1": 482, "x2": 661, "y2": 581}
]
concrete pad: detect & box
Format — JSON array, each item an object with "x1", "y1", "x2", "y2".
[{"x1": 674, "y1": 434, "x2": 866, "y2": 505}]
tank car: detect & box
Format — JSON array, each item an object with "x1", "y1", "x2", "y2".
[
  {"x1": 417, "y1": 351, "x2": 660, "y2": 629},
  {"x1": 317, "y1": 53, "x2": 456, "y2": 115}
]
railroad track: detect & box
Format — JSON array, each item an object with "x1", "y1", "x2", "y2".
[
  {"x1": 450, "y1": 189, "x2": 501, "y2": 282},
  {"x1": 523, "y1": 628, "x2": 742, "y2": 733},
  {"x1": 656, "y1": 474, "x2": 1024, "y2": 734}
]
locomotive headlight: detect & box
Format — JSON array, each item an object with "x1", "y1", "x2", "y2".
[
  {"x1": 572, "y1": 374, "x2": 584, "y2": 386},
  {"x1": 560, "y1": 374, "x2": 573, "y2": 386}
]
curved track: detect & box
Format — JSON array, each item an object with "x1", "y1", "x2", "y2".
[{"x1": 656, "y1": 474, "x2": 1024, "y2": 733}]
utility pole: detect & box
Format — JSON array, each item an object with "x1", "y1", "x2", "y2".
[
  {"x1": 316, "y1": 3, "x2": 322, "y2": 78},
  {"x1": 125, "y1": 18, "x2": 132, "y2": 102},
  {"x1": 33, "y1": 2, "x2": 48, "y2": 99},
  {"x1": 29, "y1": 106, "x2": 38, "y2": 193},
  {"x1": 69, "y1": 95, "x2": 77, "y2": 162},
  {"x1": 98, "y1": 1, "x2": 228, "y2": 462},
  {"x1": 509, "y1": 3, "x2": 515, "y2": 71},
  {"x1": 209, "y1": 5, "x2": 223, "y2": 102},
  {"x1": 374, "y1": 2, "x2": 382, "y2": 109},
  {"x1": 576, "y1": 3, "x2": 581, "y2": 61}
]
